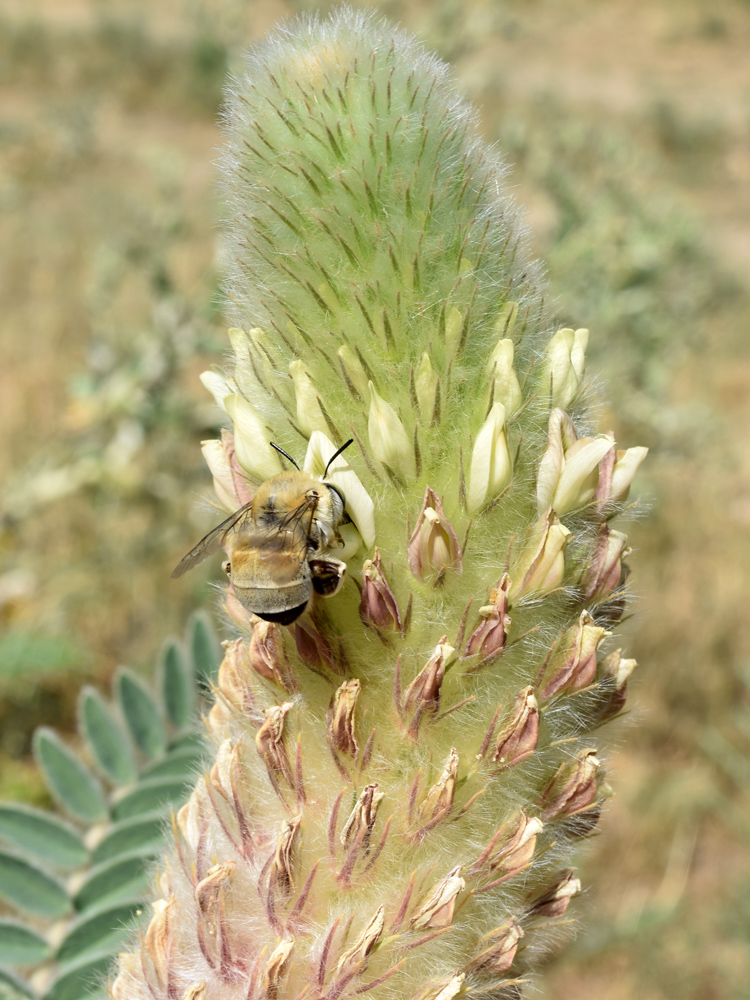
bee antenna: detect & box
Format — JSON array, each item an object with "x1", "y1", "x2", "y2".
[
  {"x1": 270, "y1": 442, "x2": 300, "y2": 470},
  {"x1": 324, "y1": 438, "x2": 354, "y2": 478}
]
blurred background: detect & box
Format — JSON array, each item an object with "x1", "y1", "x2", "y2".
[{"x1": 0, "y1": 0, "x2": 748, "y2": 996}]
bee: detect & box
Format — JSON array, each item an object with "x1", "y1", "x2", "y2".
[{"x1": 172, "y1": 440, "x2": 354, "y2": 625}]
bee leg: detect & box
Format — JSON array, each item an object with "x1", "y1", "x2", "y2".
[{"x1": 309, "y1": 558, "x2": 347, "y2": 597}]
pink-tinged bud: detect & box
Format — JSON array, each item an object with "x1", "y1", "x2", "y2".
[
  {"x1": 470, "y1": 919, "x2": 523, "y2": 974},
  {"x1": 536, "y1": 409, "x2": 614, "y2": 515},
  {"x1": 541, "y1": 749, "x2": 600, "y2": 821},
  {"x1": 143, "y1": 896, "x2": 175, "y2": 991},
  {"x1": 294, "y1": 620, "x2": 337, "y2": 674},
  {"x1": 263, "y1": 938, "x2": 295, "y2": 998},
  {"x1": 195, "y1": 861, "x2": 234, "y2": 946},
  {"x1": 491, "y1": 687, "x2": 539, "y2": 768},
  {"x1": 408, "y1": 488, "x2": 462, "y2": 584},
  {"x1": 249, "y1": 621, "x2": 296, "y2": 692},
  {"x1": 598, "y1": 648, "x2": 637, "y2": 720},
  {"x1": 465, "y1": 574, "x2": 511, "y2": 657},
  {"x1": 201, "y1": 429, "x2": 253, "y2": 512},
  {"x1": 340, "y1": 783, "x2": 384, "y2": 847},
  {"x1": 418, "y1": 747, "x2": 459, "y2": 826},
  {"x1": 411, "y1": 866, "x2": 466, "y2": 930},
  {"x1": 475, "y1": 810, "x2": 544, "y2": 876},
  {"x1": 581, "y1": 524, "x2": 631, "y2": 602},
  {"x1": 360, "y1": 549, "x2": 403, "y2": 630},
  {"x1": 256, "y1": 703, "x2": 295, "y2": 790},
  {"x1": 327, "y1": 679, "x2": 361, "y2": 757},
  {"x1": 334, "y1": 906, "x2": 385, "y2": 978},
  {"x1": 510, "y1": 509, "x2": 571, "y2": 600},
  {"x1": 272, "y1": 814, "x2": 302, "y2": 896},
  {"x1": 404, "y1": 638, "x2": 456, "y2": 717},
  {"x1": 596, "y1": 443, "x2": 649, "y2": 504},
  {"x1": 543, "y1": 327, "x2": 588, "y2": 408},
  {"x1": 216, "y1": 638, "x2": 259, "y2": 718},
  {"x1": 539, "y1": 611, "x2": 610, "y2": 701},
  {"x1": 527, "y1": 869, "x2": 581, "y2": 918},
  {"x1": 430, "y1": 974, "x2": 465, "y2": 1000}
]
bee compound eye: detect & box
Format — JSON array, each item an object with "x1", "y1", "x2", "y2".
[{"x1": 222, "y1": 560, "x2": 231, "y2": 575}]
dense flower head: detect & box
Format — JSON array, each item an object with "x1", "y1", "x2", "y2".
[{"x1": 113, "y1": 10, "x2": 647, "y2": 1000}]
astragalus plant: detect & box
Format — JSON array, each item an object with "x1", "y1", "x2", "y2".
[{"x1": 113, "y1": 10, "x2": 647, "y2": 1000}]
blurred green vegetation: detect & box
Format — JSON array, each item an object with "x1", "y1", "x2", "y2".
[{"x1": 0, "y1": 1, "x2": 749, "y2": 997}]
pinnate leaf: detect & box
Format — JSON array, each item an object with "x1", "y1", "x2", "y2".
[
  {"x1": 73, "y1": 853, "x2": 150, "y2": 912},
  {"x1": 160, "y1": 639, "x2": 194, "y2": 729},
  {"x1": 0, "y1": 850, "x2": 70, "y2": 918},
  {"x1": 79, "y1": 687, "x2": 137, "y2": 785},
  {"x1": 0, "y1": 918, "x2": 51, "y2": 965},
  {"x1": 91, "y1": 815, "x2": 164, "y2": 865},
  {"x1": 0, "y1": 803, "x2": 87, "y2": 869},
  {"x1": 33, "y1": 729, "x2": 108, "y2": 824},
  {"x1": 189, "y1": 611, "x2": 220, "y2": 687},
  {"x1": 116, "y1": 668, "x2": 166, "y2": 759}
]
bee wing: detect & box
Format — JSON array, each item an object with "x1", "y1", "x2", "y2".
[{"x1": 171, "y1": 502, "x2": 254, "y2": 579}]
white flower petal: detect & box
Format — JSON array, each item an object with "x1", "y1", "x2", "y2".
[
  {"x1": 304, "y1": 431, "x2": 376, "y2": 549},
  {"x1": 223, "y1": 394, "x2": 283, "y2": 481},
  {"x1": 610, "y1": 446, "x2": 649, "y2": 501},
  {"x1": 199, "y1": 370, "x2": 233, "y2": 410}
]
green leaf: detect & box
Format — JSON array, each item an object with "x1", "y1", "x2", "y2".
[
  {"x1": 73, "y1": 854, "x2": 149, "y2": 913},
  {"x1": 0, "y1": 965, "x2": 35, "y2": 999},
  {"x1": 0, "y1": 850, "x2": 70, "y2": 918},
  {"x1": 56, "y1": 902, "x2": 142, "y2": 966},
  {"x1": 0, "y1": 918, "x2": 51, "y2": 965},
  {"x1": 33, "y1": 729, "x2": 108, "y2": 824},
  {"x1": 115, "y1": 669, "x2": 166, "y2": 759},
  {"x1": 91, "y1": 815, "x2": 164, "y2": 866},
  {"x1": 79, "y1": 688, "x2": 137, "y2": 786},
  {"x1": 43, "y1": 953, "x2": 112, "y2": 1000},
  {"x1": 169, "y1": 731, "x2": 204, "y2": 753},
  {"x1": 189, "y1": 611, "x2": 220, "y2": 687},
  {"x1": 0, "y1": 803, "x2": 87, "y2": 869},
  {"x1": 159, "y1": 639, "x2": 194, "y2": 729},
  {"x1": 141, "y1": 747, "x2": 202, "y2": 781},
  {"x1": 112, "y1": 777, "x2": 190, "y2": 822}
]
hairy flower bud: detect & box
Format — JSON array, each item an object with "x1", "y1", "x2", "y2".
[
  {"x1": 411, "y1": 866, "x2": 465, "y2": 929},
  {"x1": 470, "y1": 920, "x2": 523, "y2": 974},
  {"x1": 511, "y1": 510, "x2": 571, "y2": 599},
  {"x1": 249, "y1": 621, "x2": 295, "y2": 692},
  {"x1": 327, "y1": 679, "x2": 360, "y2": 757},
  {"x1": 543, "y1": 328, "x2": 588, "y2": 407},
  {"x1": 468, "y1": 402, "x2": 513, "y2": 513},
  {"x1": 337, "y1": 344, "x2": 370, "y2": 400},
  {"x1": 263, "y1": 938, "x2": 294, "y2": 998},
  {"x1": 418, "y1": 747, "x2": 459, "y2": 827},
  {"x1": 340, "y1": 783, "x2": 384, "y2": 848},
  {"x1": 415, "y1": 352, "x2": 439, "y2": 423},
  {"x1": 367, "y1": 382, "x2": 415, "y2": 476},
  {"x1": 491, "y1": 687, "x2": 539, "y2": 768},
  {"x1": 536, "y1": 409, "x2": 614, "y2": 515},
  {"x1": 487, "y1": 338, "x2": 522, "y2": 417},
  {"x1": 527, "y1": 869, "x2": 581, "y2": 918},
  {"x1": 143, "y1": 896, "x2": 175, "y2": 990},
  {"x1": 272, "y1": 814, "x2": 302, "y2": 895},
  {"x1": 216, "y1": 638, "x2": 260, "y2": 719},
  {"x1": 360, "y1": 549, "x2": 402, "y2": 630},
  {"x1": 289, "y1": 359, "x2": 329, "y2": 436},
  {"x1": 334, "y1": 906, "x2": 385, "y2": 977},
  {"x1": 539, "y1": 611, "x2": 610, "y2": 701},
  {"x1": 408, "y1": 488, "x2": 462, "y2": 584},
  {"x1": 431, "y1": 974, "x2": 466, "y2": 1000},
  {"x1": 598, "y1": 648, "x2": 637, "y2": 720},
  {"x1": 404, "y1": 638, "x2": 456, "y2": 719},
  {"x1": 256, "y1": 703, "x2": 295, "y2": 790},
  {"x1": 541, "y1": 749, "x2": 600, "y2": 820},
  {"x1": 596, "y1": 443, "x2": 649, "y2": 504},
  {"x1": 582, "y1": 524, "x2": 631, "y2": 602},
  {"x1": 223, "y1": 393, "x2": 283, "y2": 481},
  {"x1": 465, "y1": 573, "x2": 511, "y2": 658}
]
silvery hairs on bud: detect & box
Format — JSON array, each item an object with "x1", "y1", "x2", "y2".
[{"x1": 113, "y1": 9, "x2": 647, "y2": 1000}]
